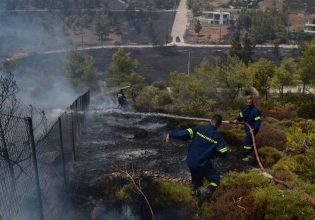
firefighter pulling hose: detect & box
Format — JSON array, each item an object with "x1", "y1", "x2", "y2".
[{"x1": 166, "y1": 116, "x2": 315, "y2": 208}]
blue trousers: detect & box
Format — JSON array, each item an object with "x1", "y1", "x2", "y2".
[
  {"x1": 244, "y1": 131, "x2": 257, "y2": 155},
  {"x1": 189, "y1": 164, "x2": 219, "y2": 192}
]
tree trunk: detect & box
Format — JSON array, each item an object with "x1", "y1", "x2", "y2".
[{"x1": 302, "y1": 82, "x2": 306, "y2": 94}]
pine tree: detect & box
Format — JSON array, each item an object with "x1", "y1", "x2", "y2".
[
  {"x1": 229, "y1": 30, "x2": 243, "y2": 60},
  {"x1": 242, "y1": 32, "x2": 253, "y2": 66},
  {"x1": 194, "y1": 19, "x2": 202, "y2": 36}
]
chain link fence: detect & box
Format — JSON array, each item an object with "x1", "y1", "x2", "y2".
[{"x1": 0, "y1": 91, "x2": 90, "y2": 220}]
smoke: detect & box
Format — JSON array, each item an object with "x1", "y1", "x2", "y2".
[
  {"x1": 0, "y1": 11, "x2": 67, "y2": 58},
  {"x1": 0, "y1": 8, "x2": 84, "y2": 219},
  {"x1": 0, "y1": 5, "x2": 82, "y2": 124}
]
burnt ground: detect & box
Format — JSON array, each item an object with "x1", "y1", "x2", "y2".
[
  {"x1": 70, "y1": 109, "x2": 254, "y2": 184},
  {"x1": 66, "y1": 108, "x2": 257, "y2": 219}
]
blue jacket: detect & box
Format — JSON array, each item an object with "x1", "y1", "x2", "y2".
[
  {"x1": 236, "y1": 105, "x2": 261, "y2": 134},
  {"x1": 169, "y1": 124, "x2": 228, "y2": 168}
]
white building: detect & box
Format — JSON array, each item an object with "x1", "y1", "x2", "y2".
[
  {"x1": 304, "y1": 15, "x2": 315, "y2": 34},
  {"x1": 199, "y1": 11, "x2": 231, "y2": 25}
]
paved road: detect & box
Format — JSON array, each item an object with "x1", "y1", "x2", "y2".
[
  {"x1": 170, "y1": 0, "x2": 189, "y2": 45},
  {"x1": 2, "y1": 43, "x2": 299, "y2": 61},
  {"x1": 0, "y1": 8, "x2": 178, "y2": 13}
]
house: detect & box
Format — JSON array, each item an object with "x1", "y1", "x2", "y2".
[
  {"x1": 199, "y1": 11, "x2": 231, "y2": 25},
  {"x1": 304, "y1": 15, "x2": 315, "y2": 34}
]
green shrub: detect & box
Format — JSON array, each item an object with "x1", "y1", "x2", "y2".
[
  {"x1": 221, "y1": 170, "x2": 270, "y2": 188},
  {"x1": 272, "y1": 150, "x2": 315, "y2": 183},
  {"x1": 286, "y1": 122, "x2": 315, "y2": 152},
  {"x1": 295, "y1": 148, "x2": 315, "y2": 182},
  {"x1": 272, "y1": 155, "x2": 300, "y2": 182},
  {"x1": 221, "y1": 170, "x2": 315, "y2": 219},
  {"x1": 135, "y1": 86, "x2": 159, "y2": 111},
  {"x1": 156, "y1": 181, "x2": 194, "y2": 205},
  {"x1": 297, "y1": 103, "x2": 315, "y2": 119},
  {"x1": 258, "y1": 146, "x2": 282, "y2": 167},
  {"x1": 252, "y1": 185, "x2": 315, "y2": 220},
  {"x1": 152, "y1": 81, "x2": 167, "y2": 90},
  {"x1": 157, "y1": 90, "x2": 172, "y2": 106},
  {"x1": 174, "y1": 98, "x2": 216, "y2": 118},
  {"x1": 282, "y1": 93, "x2": 315, "y2": 105},
  {"x1": 135, "y1": 86, "x2": 172, "y2": 111}
]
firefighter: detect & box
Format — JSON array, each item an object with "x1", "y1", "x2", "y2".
[
  {"x1": 130, "y1": 85, "x2": 137, "y2": 104},
  {"x1": 166, "y1": 114, "x2": 229, "y2": 208},
  {"x1": 235, "y1": 95, "x2": 261, "y2": 161},
  {"x1": 117, "y1": 89, "x2": 126, "y2": 108}
]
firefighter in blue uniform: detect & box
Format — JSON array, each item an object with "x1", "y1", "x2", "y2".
[
  {"x1": 166, "y1": 114, "x2": 229, "y2": 207},
  {"x1": 235, "y1": 96, "x2": 261, "y2": 161}
]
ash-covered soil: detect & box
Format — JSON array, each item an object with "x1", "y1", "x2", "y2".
[
  {"x1": 70, "y1": 109, "x2": 254, "y2": 182},
  {"x1": 66, "y1": 108, "x2": 259, "y2": 219}
]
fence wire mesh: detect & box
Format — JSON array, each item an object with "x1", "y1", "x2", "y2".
[{"x1": 0, "y1": 91, "x2": 90, "y2": 220}]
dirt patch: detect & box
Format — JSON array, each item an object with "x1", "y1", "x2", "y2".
[
  {"x1": 185, "y1": 22, "x2": 230, "y2": 44},
  {"x1": 288, "y1": 13, "x2": 309, "y2": 32},
  {"x1": 258, "y1": 0, "x2": 283, "y2": 11},
  {"x1": 211, "y1": 184, "x2": 266, "y2": 220}
]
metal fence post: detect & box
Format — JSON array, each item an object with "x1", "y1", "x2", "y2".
[
  {"x1": 71, "y1": 112, "x2": 76, "y2": 161},
  {"x1": 26, "y1": 117, "x2": 44, "y2": 220},
  {"x1": 0, "y1": 122, "x2": 17, "y2": 194},
  {"x1": 58, "y1": 117, "x2": 67, "y2": 186}
]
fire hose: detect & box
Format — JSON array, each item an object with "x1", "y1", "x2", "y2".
[{"x1": 223, "y1": 120, "x2": 315, "y2": 207}]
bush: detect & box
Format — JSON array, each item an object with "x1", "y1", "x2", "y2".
[
  {"x1": 221, "y1": 170, "x2": 270, "y2": 188},
  {"x1": 221, "y1": 171, "x2": 315, "y2": 219},
  {"x1": 174, "y1": 98, "x2": 216, "y2": 118},
  {"x1": 157, "y1": 90, "x2": 172, "y2": 106},
  {"x1": 275, "y1": 120, "x2": 294, "y2": 128},
  {"x1": 255, "y1": 124, "x2": 287, "y2": 151},
  {"x1": 286, "y1": 122, "x2": 315, "y2": 152},
  {"x1": 135, "y1": 86, "x2": 173, "y2": 112},
  {"x1": 220, "y1": 99, "x2": 244, "y2": 110},
  {"x1": 258, "y1": 146, "x2": 282, "y2": 167},
  {"x1": 272, "y1": 155, "x2": 301, "y2": 182},
  {"x1": 272, "y1": 147, "x2": 315, "y2": 183},
  {"x1": 152, "y1": 81, "x2": 167, "y2": 90},
  {"x1": 252, "y1": 185, "x2": 315, "y2": 220},
  {"x1": 135, "y1": 86, "x2": 159, "y2": 111},
  {"x1": 297, "y1": 103, "x2": 315, "y2": 119},
  {"x1": 262, "y1": 104, "x2": 297, "y2": 120},
  {"x1": 282, "y1": 93, "x2": 314, "y2": 105}
]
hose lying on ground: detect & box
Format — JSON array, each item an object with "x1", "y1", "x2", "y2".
[{"x1": 226, "y1": 121, "x2": 315, "y2": 207}]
